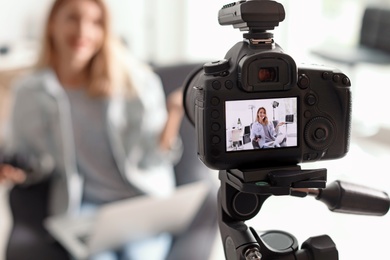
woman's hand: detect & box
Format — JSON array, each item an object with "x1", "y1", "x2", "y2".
[
  {"x1": 159, "y1": 88, "x2": 184, "y2": 151},
  {"x1": 0, "y1": 164, "x2": 26, "y2": 184},
  {"x1": 166, "y1": 88, "x2": 184, "y2": 113}
]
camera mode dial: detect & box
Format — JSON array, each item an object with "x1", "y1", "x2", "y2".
[
  {"x1": 304, "y1": 117, "x2": 335, "y2": 151},
  {"x1": 204, "y1": 59, "x2": 230, "y2": 76}
]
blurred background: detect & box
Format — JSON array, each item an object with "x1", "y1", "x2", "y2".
[{"x1": 0, "y1": 0, "x2": 390, "y2": 259}]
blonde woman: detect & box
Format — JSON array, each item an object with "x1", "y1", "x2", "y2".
[
  {"x1": 1, "y1": 0, "x2": 183, "y2": 259},
  {"x1": 250, "y1": 107, "x2": 285, "y2": 148}
]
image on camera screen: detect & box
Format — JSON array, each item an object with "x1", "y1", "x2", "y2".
[{"x1": 226, "y1": 97, "x2": 297, "y2": 152}]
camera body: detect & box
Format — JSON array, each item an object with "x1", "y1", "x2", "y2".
[{"x1": 183, "y1": 1, "x2": 351, "y2": 170}]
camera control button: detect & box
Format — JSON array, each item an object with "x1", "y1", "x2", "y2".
[
  {"x1": 322, "y1": 72, "x2": 332, "y2": 80},
  {"x1": 212, "y1": 123, "x2": 221, "y2": 131},
  {"x1": 315, "y1": 128, "x2": 327, "y2": 140},
  {"x1": 225, "y1": 80, "x2": 234, "y2": 89},
  {"x1": 304, "y1": 110, "x2": 312, "y2": 118},
  {"x1": 304, "y1": 117, "x2": 335, "y2": 151},
  {"x1": 211, "y1": 97, "x2": 220, "y2": 106},
  {"x1": 333, "y1": 74, "x2": 341, "y2": 83},
  {"x1": 212, "y1": 80, "x2": 222, "y2": 90},
  {"x1": 212, "y1": 136, "x2": 221, "y2": 144},
  {"x1": 306, "y1": 94, "x2": 317, "y2": 106},
  {"x1": 298, "y1": 74, "x2": 310, "y2": 89},
  {"x1": 342, "y1": 77, "x2": 351, "y2": 86},
  {"x1": 211, "y1": 110, "x2": 220, "y2": 119}
]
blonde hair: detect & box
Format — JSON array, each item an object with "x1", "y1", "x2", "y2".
[
  {"x1": 36, "y1": 0, "x2": 135, "y2": 97},
  {"x1": 256, "y1": 107, "x2": 269, "y2": 125}
]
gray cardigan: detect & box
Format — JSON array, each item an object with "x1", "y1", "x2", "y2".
[
  {"x1": 250, "y1": 121, "x2": 277, "y2": 148},
  {"x1": 6, "y1": 63, "x2": 179, "y2": 216}
]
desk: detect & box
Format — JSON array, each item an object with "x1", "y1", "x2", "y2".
[{"x1": 227, "y1": 128, "x2": 243, "y2": 151}]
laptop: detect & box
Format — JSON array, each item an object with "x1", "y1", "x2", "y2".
[{"x1": 44, "y1": 181, "x2": 210, "y2": 260}]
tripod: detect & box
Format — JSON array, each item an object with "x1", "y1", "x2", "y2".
[{"x1": 218, "y1": 165, "x2": 390, "y2": 260}]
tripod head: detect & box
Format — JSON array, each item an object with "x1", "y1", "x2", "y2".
[{"x1": 218, "y1": 165, "x2": 390, "y2": 260}]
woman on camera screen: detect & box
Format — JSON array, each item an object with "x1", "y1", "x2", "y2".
[{"x1": 250, "y1": 107, "x2": 285, "y2": 149}]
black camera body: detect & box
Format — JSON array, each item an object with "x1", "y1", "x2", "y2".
[{"x1": 184, "y1": 0, "x2": 351, "y2": 170}]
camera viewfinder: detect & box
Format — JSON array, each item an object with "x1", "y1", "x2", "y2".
[{"x1": 258, "y1": 67, "x2": 278, "y2": 82}]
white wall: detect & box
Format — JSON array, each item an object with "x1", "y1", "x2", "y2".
[
  {"x1": 0, "y1": 0, "x2": 187, "y2": 64},
  {"x1": 106, "y1": 0, "x2": 186, "y2": 64},
  {"x1": 0, "y1": 0, "x2": 383, "y2": 64},
  {"x1": 0, "y1": 0, "x2": 52, "y2": 43},
  {"x1": 0, "y1": 0, "x2": 324, "y2": 64}
]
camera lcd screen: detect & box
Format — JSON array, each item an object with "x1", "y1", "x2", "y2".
[{"x1": 225, "y1": 97, "x2": 297, "y2": 152}]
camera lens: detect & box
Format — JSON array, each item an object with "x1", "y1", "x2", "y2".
[{"x1": 258, "y1": 67, "x2": 277, "y2": 82}]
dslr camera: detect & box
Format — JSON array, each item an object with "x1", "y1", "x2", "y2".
[{"x1": 184, "y1": 0, "x2": 351, "y2": 170}]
